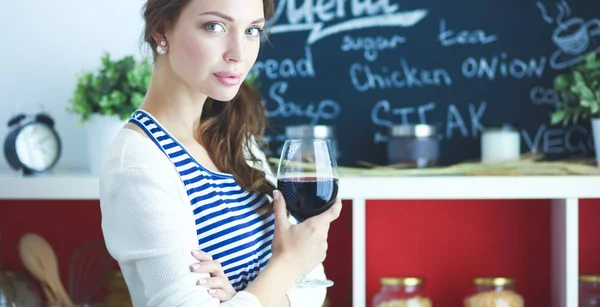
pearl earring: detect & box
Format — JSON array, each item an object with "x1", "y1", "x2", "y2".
[{"x1": 156, "y1": 40, "x2": 167, "y2": 55}]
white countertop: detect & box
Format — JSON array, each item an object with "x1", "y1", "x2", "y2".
[{"x1": 2, "y1": 171, "x2": 599, "y2": 200}]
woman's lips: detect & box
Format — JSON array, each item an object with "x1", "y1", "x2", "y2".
[{"x1": 214, "y1": 72, "x2": 241, "y2": 86}]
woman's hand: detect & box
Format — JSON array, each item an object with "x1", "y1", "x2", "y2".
[
  {"x1": 190, "y1": 250, "x2": 236, "y2": 302},
  {"x1": 270, "y1": 190, "x2": 342, "y2": 278}
]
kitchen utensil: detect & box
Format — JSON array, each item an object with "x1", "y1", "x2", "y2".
[
  {"x1": 18, "y1": 233, "x2": 74, "y2": 307},
  {"x1": 69, "y1": 241, "x2": 114, "y2": 304}
]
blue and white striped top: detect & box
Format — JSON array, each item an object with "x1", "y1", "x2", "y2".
[{"x1": 129, "y1": 109, "x2": 274, "y2": 291}]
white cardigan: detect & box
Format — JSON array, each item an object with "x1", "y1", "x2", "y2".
[{"x1": 99, "y1": 128, "x2": 327, "y2": 307}]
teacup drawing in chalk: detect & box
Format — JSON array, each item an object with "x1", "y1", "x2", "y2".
[
  {"x1": 537, "y1": 0, "x2": 600, "y2": 70},
  {"x1": 551, "y1": 18, "x2": 600, "y2": 69}
]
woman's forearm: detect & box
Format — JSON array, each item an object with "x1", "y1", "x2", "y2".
[{"x1": 244, "y1": 256, "x2": 298, "y2": 307}]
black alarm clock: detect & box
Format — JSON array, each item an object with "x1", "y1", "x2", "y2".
[{"x1": 4, "y1": 113, "x2": 62, "y2": 175}]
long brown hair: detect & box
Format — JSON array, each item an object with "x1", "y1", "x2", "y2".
[{"x1": 142, "y1": 0, "x2": 275, "y2": 196}]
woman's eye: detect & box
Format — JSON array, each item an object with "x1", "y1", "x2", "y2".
[
  {"x1": 246, "y1": 27, "x2": 263, "y2": 37},
  {"x1": 204, "y1": 23, "x2": 225, "y2": 32}
]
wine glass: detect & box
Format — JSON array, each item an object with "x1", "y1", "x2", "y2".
[{"x1": 276, "y1": 139, "x2": 339, "y2": 288}]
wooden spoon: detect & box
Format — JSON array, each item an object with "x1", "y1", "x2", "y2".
[
  {"x1": 41, "y1": 283, "x2": 57, "y2": 306},
  {"x1": 18, "y1": 233, "x2": 74, "y2": 307}
]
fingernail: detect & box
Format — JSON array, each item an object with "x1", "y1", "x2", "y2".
[
  {"x1": 191, "y1": 250, "x2": 201, "y2": 256},
  {"x1": 189, "y1": 264, "x2": 200, "y2": 271},
  {"x1": 273, "y1": 190, "x2": 280, "y2": 200},
  {"x1": 198, "y1": 279, "x2": 207, "y2": 285},
  {"x1": 208, "y1": 289, "x2": 216, "y2": 294}
]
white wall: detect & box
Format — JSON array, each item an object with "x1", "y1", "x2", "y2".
[{"x1": 0, "y1": 0, "x2": 147, "y2": 172}]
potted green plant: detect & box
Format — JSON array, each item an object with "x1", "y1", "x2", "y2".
[
  {"x1": 551, "y1": 52, "x2": 600, "y2": 166},
  {"x1": 68, "y1": 52, "x2": 152, "y2": 174}
]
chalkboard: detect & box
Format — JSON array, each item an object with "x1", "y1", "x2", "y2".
[{"x1": 252, "y1": 0, "x2": 600, "y2": 167}]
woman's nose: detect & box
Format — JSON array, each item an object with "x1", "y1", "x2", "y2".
[{"x1": 223, "y1": 34, "x2": 244, "y2": 63}]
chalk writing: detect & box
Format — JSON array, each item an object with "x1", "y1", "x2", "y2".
[
  {"x1": 256, "y1": 0, "x2": 598, "y2": 166},
  {"x1": 462, "y1": 53, "x2": 547, "y2": 80},
  {"x1": 263, "y1": 81, "x2": 341, "y2": 124},
  {"x1": 446, "y1": 102, "x2": 487, "y2": 139},
  {"x1": 269, "y1": 0, "x2": 428, "y2": 45},
  {"x1": 469, "y1": 102, "x2": 487, "y2": 137},
  {"x1": 251, "y1": 46, "x2": 315, "y2": 80},
  {"x1": 530, "y1": 86, "x2": 560, "y2": 105},
  {"x1": 350, "y1": 60, "x2": 452, "y2": 92},
  {"x1": 370, "y1": 100, "x2": 487, "y2": 143},
  {"x1": 341, "y1": 34, "x2": 406, "y2": 61},
  {"x1": 537, "y1": 0, "x2": 600, "y2": 70},
  {"x1": 438, "y1": 19, "x2": 498, "y2": 46},
  {"x1": 522, "y1": 124, "x2": 594, "y2": 154}
]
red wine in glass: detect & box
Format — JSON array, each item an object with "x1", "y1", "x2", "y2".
[
  {"x1": 277, "y1": 139, "x2": 339, "y2": 288},
  {"x1": 277, "y1": 177, "x2": 339, "y2": 222}
]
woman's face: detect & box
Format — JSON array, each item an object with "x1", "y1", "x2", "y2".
[{"x1": 163, "y1": 0, "x2": 265, "y2": 101}]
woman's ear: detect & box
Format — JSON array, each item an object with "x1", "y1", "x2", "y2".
[
  {"x1": 151, "y1": 32, "x2": 165, "y2": 46},
  {"x1": 152, "y1": 30, "x2": 169, "y2": 55}
]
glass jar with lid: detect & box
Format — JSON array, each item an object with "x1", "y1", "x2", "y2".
[
  {"x1": 4, "y1": 271, "x2": 42, "y2": 307},
  {"x1": 0, "y1": 272, "x2": 16, "y2": 307},
  {"x1": 0, "y1": 232, "x2": 17, "y2": 307},
  {"x1": 372, "y1": 277, "x2": 432, "y2": 307},
  {"x1": 464, "y1": 277, "x2": 524, "y2": 307},
  {"x1": 387, "y1": 124, "x2": 439, "y2": 168},
  {"x1": 580, "y1": 275, "x2": 600, "y2": 306}
]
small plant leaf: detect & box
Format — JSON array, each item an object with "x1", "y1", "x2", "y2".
[
  {"x1": 554, "y1": 74, "x2": 571, "y2": 91},
  {"x1": 551, "y1": 110, "x2": 566, "y2": 125}
]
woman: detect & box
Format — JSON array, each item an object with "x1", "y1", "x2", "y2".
[{"x1": 99, "y1": 0, "x2": 342, "y2": 306}]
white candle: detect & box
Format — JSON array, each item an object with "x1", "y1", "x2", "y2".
[{"x1": 481, "y1": 127, "x2": 521, "y2": 163}]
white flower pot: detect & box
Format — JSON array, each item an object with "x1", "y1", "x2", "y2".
[
  {"x1": 87, "y1": 114, "x2": 127, "y2": 175},
  {"x1": 593, "y1": 118, "x2": 600, "y2": 167}
]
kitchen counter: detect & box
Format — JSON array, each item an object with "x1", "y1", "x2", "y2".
[{"x1": 1, "y1": 171, "x2": 596, "y2": 307}]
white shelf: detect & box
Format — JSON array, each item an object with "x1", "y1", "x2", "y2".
[
  {"x1": 341, "y1": 176, "x2": 600, "y2": 199},
  {"x1": 2, "y1": 172, "x2": 600, "y2": 200},
  {"x1": 0, "y1": 172, "x2": 595, "y2": 307},
  {"x1": 0, "y1": 171, "x2": 99, "y2": 200}
]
